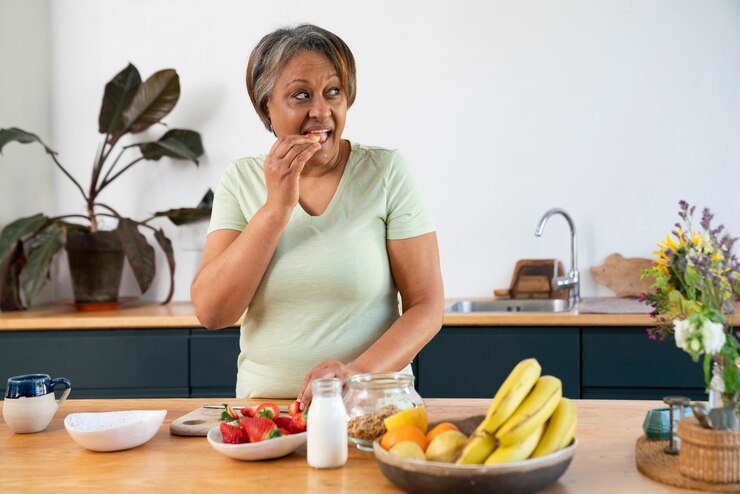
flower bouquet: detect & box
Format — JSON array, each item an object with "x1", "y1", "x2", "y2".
[{"x1": 640, "y1": 201, "x2": 740, "y2": 411}]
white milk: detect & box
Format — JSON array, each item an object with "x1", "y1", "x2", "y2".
[{"x1": 307, "y1": 379, "x2": 348, "y2": 469}]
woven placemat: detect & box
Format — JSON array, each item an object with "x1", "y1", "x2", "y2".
[{"x1": 635, "y1": 435, "x2": 740, "y2": 492}]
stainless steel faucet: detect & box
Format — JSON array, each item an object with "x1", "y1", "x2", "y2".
[{"x1": 535, "y1": 208, "x2": 580, "y2": 306}]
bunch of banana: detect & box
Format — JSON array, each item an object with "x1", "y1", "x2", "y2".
[{"x1": 455, "y1": 358, "x2": 577, "y2": 465}]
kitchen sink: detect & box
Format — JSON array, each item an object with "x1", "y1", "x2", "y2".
[{"x1": 445, "y1": 299, "x2": 572, "y2": 313}]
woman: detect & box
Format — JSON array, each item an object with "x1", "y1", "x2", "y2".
[{"x1": 191, "y1": 24, "x2": 444, "y2": 408}]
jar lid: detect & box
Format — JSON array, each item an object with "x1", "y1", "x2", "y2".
[{"x1": 348, "y1": 372, "x2": 414, "y2": 389}]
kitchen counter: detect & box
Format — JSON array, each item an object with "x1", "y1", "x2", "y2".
[
  {"x1": 7, "y1": 299, "x2": 738, "y2": 331},
  {"x1": 0, "y1": 398, "x2": 691, "y2": 493}
]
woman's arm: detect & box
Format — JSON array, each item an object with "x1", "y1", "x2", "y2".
[
  {"x1": 296, "y1": 231, "x2": 444, "y2": 405},
  {"x1": 191, "y1": 136, "x2": 320, "y2": 329}
]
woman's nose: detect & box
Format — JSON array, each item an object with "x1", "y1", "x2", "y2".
[{"x1": 308, "y1": 96, "x2": 331, "y2": 120}]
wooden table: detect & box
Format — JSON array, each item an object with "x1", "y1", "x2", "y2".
[{"x1": 0, "y1": 398, "x2": 695, "y2": 493}]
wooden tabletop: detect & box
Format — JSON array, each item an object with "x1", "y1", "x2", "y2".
[{"x1": 0, "y1": 398, "x2": 696, "y2": 493}]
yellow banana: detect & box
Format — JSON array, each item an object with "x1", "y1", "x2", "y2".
[
  {"x1": 495, "y1": 375, "x2": 562, "y2": 447},
  {"x1": 559, "y1": 414, "x2": 577, "y2": 449},
  {"x1": 455, "y1": 358, "x2": 541, "y2": 465},
  {"x1": 484, "y1": 423, "x2": 545, "y2": 464},
  {"x1": 454, "y1": 430, "x2": 496, "y2": 465},
  {"x1": 475, "y1": 358, "x2": 542, "y2": 435},
  {"x1": 531, "y1": 397, "x2": 576, "y2": 458}
]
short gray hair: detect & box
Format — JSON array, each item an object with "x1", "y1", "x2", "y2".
[{"x1": 246, "y1": 24, "x2": 357, "y2": 132}]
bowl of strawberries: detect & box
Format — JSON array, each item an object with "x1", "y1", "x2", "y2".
[{"x1": 207, "y1": 402, "x2": 307, "y2": 461}]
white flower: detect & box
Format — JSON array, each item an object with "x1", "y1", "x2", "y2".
[
  {"x1": 673, "y1": 319, "x2": 692, "y2": 351},
  {"x1": 699, "y1": 320, "x2": 726, "y2": 355}
]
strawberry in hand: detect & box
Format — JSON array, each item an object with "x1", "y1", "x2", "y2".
[
  {"x1": 256, "y1": 402, "x2": 280, "y2": 420},
  {"x1": 219, "y1": 421, "x2": 248, "y2": 444},
  {"x1": 291, "y1": 410, "x2": 307, "y2": 433},
  {"x1": 241, "y1": 417, "x2": 282, "y2": 442},
  {"x1": 288, "y1": 400, "x2": 301, "y2": 417}
]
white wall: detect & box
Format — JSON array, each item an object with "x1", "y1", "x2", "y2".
[
  {"x1": 0, "y1": 0, "x2": 57, "y2": 304},
  {"x1": 3, "y1": 0, "x2": 740, "y2": 303}
]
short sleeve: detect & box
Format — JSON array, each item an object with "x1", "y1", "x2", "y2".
[
  {"x1": 207, "y1": 164, "x2": 247, "y2": 234},
  {"x1": 385, "y1": 151, "x2": 436, "y2": 240}
]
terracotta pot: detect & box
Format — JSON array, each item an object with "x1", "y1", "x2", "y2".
[{"x1": 65, "y1": 231, "x2": 124, "y2": 309}]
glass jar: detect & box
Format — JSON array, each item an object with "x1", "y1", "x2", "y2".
[{"x1": 343, "y1": 372, "x2": 424, "y2": 451}]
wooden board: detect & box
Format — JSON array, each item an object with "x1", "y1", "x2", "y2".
[
  {"x1": 591, "y1": 253, "x2": 654, "y2": 298},
  {"x1": 169, "y1": 406, "x2": 224, "y2": 436},
  {"x1": 169, "y1": 404, "x2": 290, "y2": 436}
]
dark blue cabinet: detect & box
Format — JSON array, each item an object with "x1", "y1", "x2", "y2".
[{"x1": 416, "y1": 327, "x2": 580, "y2": 399}]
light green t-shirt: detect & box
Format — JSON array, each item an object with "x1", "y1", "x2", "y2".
[{"x1": 208, "y1": 142, "x2": 435, "y2": 398}]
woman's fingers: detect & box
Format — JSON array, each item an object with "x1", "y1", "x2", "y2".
[{"x1": 297, "y1": 360, "x2": 358, "y2": 408}]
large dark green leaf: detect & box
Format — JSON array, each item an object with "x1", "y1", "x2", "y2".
[
  {"x1": 154, "y1": 229, "x2": 175, "y2": 305},
  {"x1": 20, "y1": 224, "x2": 64, "y2": 306},
  {"x1": 0, "y1": 213, "x2": 48, "y2": 258},
  {"x1": 116, "y1": 218, "x2": 155, "y2": 293},
  {"x1": 152, "y1": 189, "x2": 213, "y2": 226},
  {"x1": 135, "y1": 129, "x2": 204, "y2": 165},
  {"x1": 98, "y1": 64, "x2": 142, "y2": 134},
  {"x1": 197, "y1": 189, "x2": 214, "y2": 210},
  {"x1": 122, "y1": 69, "x2": 180, "y2": 134},
  {"x1": 0, "y1": 128, "x2": 57, "y2": 155},
  {"x1": 0, "y1": 241, "x2": 26, "y2": 311}
]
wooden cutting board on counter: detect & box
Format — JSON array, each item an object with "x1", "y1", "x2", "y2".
[
  {"x1": 170, "y1": 406, "x2": 224, "y2": 436},
  {"x1": 170, "y1": 404, "x2": 290, "y2": 436}
]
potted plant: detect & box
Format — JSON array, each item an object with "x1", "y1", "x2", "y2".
[{"x1": 0, "y1": 63, "x2": 211, "y2": 311}]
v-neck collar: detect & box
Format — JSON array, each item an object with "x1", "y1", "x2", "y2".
[{"x1": 296, "y1": 140, "x2": 355, "y2": 222}]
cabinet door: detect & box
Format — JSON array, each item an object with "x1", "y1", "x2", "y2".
[
  {"x1": 0, "y1": 330, "x2": 189, "y2": 398},
  {"x1": 581, "y1": 327, "x2": 706, "y2": 400},
  {"x1": 190, "y1": 328, "x2": 240, "y2": 398},
  {"x1": 417, "y1": 327, "x2": 579, "y2": 399}
]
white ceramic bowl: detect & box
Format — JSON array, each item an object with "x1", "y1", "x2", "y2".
[
  {"x1": 207, "y1": 426, "x2": 307, "y2": 460},
  {"x1": 64, "y1": 410, "x2": 167, "y2": 452}
]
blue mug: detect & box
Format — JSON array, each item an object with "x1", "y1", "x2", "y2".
[
  {"x1": 5, "y1": 374, "x2": 71, "y2": 399},
  {"x1": 3, "y1": 374, "x2": 72, "y2": 433}
]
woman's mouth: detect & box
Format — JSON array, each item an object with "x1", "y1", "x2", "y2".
[{"x1": 304, "y1": 130, "x2": 331, "y2": 145}]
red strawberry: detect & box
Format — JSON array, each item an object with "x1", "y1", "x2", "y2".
[
  {"x1": 220, "y1": 404, "x2": 240, "y2": 423},
  {"x1": 241, "y1": 417, "x2": 282, "y2": 442},
  {"x1": 288, "y1": 400, "x2": 301, "y2": 417},
  {"x1": 219, "y1": 421, "x2": 248, "y2": 444},
  {"x1": 291, "y1": 411, "x2": 307, "y2": 433},
  {"x1": 241, "y1": 406, "x2": 257, "y2": 418},
  {"x1": 256, "y1": 403, "x2": 280, "y2": 420},
  {"x1": 278, "y1": 428, "x2": 291, "y2": 436},
  {"x1": 273, "y1": 416, "x2": 295, "y2": 433}
]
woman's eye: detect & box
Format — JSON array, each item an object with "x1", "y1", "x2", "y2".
[
  {"x1": 294, "y1": 91, "x2": 310, "y2": 100},
  {"x1": 327, "y1": 87, "x2": 341, "y2": 97}
]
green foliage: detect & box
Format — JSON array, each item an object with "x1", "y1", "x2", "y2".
[{"x1": 0, "y1": 63, "x2": 211, "y2": 310}]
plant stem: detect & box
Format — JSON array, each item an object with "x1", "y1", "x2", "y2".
[
  {"x1": 99, "y1": 146, "x2": 129, "y2": 187},
  {"x1": 48, "y1": 152, "x2": 87, "y2": 202},
  {"x1": 93, "y1": 202, "x2": 122, "y2": 219},
  {"x1": 98, "y1": 157, "x2": 145, "y2": 192}
]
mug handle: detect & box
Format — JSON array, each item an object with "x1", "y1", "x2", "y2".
[{"x1": 50, "y1": 378, "x2": 72, "y2": 407}]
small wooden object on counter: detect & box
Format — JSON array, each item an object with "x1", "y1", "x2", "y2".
[
  {"x1": 501, "y1": 259, "x2": 568, "y2": 300},
  {"x1": 591, "y1": 253, "x2": 654, "y2": 298},
  {"x1": 677, "y1": 416, "x2": 740, "y2": 483},
  {"x1": 169, "y1": 406, "x2": 224, "y2": 436}
]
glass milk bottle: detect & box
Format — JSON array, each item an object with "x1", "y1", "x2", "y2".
[{"x1": 307, "y1": 378, "x2": 348, "y2": 469}]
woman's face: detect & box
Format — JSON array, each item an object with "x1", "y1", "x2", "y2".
[{"x1": 267, "y1": 51, "x2": 348, "y2": 169}]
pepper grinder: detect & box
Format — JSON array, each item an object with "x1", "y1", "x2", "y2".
[{"x1": 663, "y1": 395, "x2": 689, "y2": 455}]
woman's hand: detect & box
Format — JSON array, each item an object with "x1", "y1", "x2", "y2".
[
  {"x1": 263, "y1": 135, "x2": 320, "y2": 216},
  {"x1": 296, "y1": 359, "x2": 362, "y2": 409}
]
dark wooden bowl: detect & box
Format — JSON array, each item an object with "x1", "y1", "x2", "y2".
[{"x1": 373, "y1": 415, "x2": 577, "y2": 494}]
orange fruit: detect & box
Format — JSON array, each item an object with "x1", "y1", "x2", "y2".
[
  {"x1": 384, "y1": 405, "x2": 428, "y2": 434},
  {"x1": 426, "y1": 422, "x2": 459, "y2": 444},
  {"x1": 381, "y1": 423, "x2": 428, "y2": 451}
]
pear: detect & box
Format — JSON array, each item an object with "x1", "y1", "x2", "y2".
[
  {"x1": 388, "y1": 441, "x2": 426, "y2": 460},
  {"x1": 425, "y1": 430, "x2": 468, "y2": 463}
]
